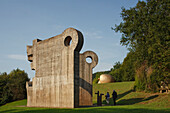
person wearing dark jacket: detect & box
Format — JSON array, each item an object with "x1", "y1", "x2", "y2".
[{"x1": 112, "y1": 90, "x2": 117, "y2": 105}]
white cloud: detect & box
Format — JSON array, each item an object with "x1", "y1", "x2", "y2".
[
  {"x1": 84, "y1": 31, "x2": 104, "y2": 39},
  {"x1": 8, "y1": 54, "x2": 26, "y2": 60}
]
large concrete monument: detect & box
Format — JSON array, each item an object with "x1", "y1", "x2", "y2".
[{"x1": 26, "y1": 28, "x2": 98, "y2": 108}]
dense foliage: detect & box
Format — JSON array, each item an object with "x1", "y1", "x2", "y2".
[
  {"x1": 110, "y1": 51, "x2": 136, "y2": 82},
  {"x1": 113, "y1": 0, "x2": 170, "y2": 92},
  {"x1": 93, "y1": 54, "x2": 136, "y2": 84},
  {"x1": 0, "y1": 69, "x2": 30, "y2": 106}
]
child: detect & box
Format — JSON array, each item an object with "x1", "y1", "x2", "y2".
[{"x1": 105, "y1": 92, "x2": 110, "y2": 104}]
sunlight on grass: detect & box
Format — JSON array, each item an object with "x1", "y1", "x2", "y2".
[{"x1": 0, "y1": 82, "x2": 169, "y2": 113}]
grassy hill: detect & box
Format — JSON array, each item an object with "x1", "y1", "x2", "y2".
[
  {"x1": 0, "y1": 81, "x2": 169, "y2": 113},
  {"x1": 93, "y1": 82, "x2": 170, "y2": 107}
]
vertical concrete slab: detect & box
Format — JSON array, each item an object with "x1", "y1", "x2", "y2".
[
  {"x1": 26, "y1": 28, "x2": 98, "y2": 108},
  {"x1": 79, "y1": 51, "x2": 98, "y2": 106}
]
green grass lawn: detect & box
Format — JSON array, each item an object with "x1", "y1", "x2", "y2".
[{"x1": 0, "y1": 81, "x2": 170, "y2": 113}]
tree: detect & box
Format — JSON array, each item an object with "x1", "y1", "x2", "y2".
[
  {"x1": 0, "y1": 72, "x2": 12, "y2": 105},
  {"x1": 8, "y1": 68, "x2": 30, "y2": 101},
  {"x1": 0, "y1": 69, "x2": 30, "y2": 105},
  {"x1": 113, "y1": 0, "x2": 170, "y2": 91},
  {"x1": 121, "y1": 50, "x2": 136, "y2": 81},
  {"x1": 113, "y1": 61, "x2": 121, "y2": 70},
  {"x1": 109, "y1": 51, "x2": 135, "y2": 82}
]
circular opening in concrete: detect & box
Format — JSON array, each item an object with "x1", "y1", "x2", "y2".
[
  {"x1": 64, "y1": 36, "x2": 72, "y2": 46},
  {"x1": 86, "y1": 56, "x2": 92, "y2": 63}
]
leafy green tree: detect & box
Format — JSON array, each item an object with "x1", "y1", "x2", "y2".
[
  {"x1": 109, "y1": 61, "x2": 123, "y2": 82},
  {"x1": 0, "y1": 69, "x2": 30, "y2": 105},
  {"x1": 0, "y1": 72, "x2": 11, "y2": 105},
  {"x1": 121, "y1": 51, "x2": 136, "y2": 81},
  {"x1": 110, "y1": 67, "x2": 124, "y2": 82},
  {"x1": 113, "y1": 61, "x2": 121, "y2": 70},
  {"x1": 8, "y1": 69, "x2": 30, "y2": 101},
  {"x1": 113, "y1": 0, "x2": 170, "y2": 91},
  {"x1": 109, "y1": 51, "x2": 135, "y2": 82}
]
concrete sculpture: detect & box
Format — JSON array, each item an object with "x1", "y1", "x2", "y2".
[
  {"x1": 26, "y1": 28, "x2": 98, "y2": 108},
  {"x1": 98, "y1": 74, "x2": 114, "y2": 84}
]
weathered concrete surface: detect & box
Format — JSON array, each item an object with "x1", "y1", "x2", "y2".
[
  {"x1": 26, "y1": 28, "x2": 98, "y2": 108},
  {"x1": 79, "y1": 51, "x2": 98, "y2": 106}
]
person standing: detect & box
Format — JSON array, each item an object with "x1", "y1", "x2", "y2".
[
  {"x1": 105, "y1": 92, "x2": 110, "y2": 104},
  {"x1": 112, "y1": 90, "x2": 117, "y2": 105}
]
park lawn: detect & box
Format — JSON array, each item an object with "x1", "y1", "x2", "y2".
[{"x1": 0, "y1": 81, "x2": 170, "y2": 113}]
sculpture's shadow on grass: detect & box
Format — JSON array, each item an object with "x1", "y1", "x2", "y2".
[
  {"x1": 117, "y1": 95, "x2": 158, "y2": 105},
  {"x1": 117, "y1": 89, "x2": 134, "y2": 100},
  {"x1": 0, "y1": 90, "x2": 161, "y2": 113},
  {"x1": 1, "y1": 107, "x2": 169, "y2": 113},
  {"x1": 102, "y1": 89, "x2": 158, "y2": 106},
  {"x1": 116, "y1": 89, "x2": 158, "y2": 105}
]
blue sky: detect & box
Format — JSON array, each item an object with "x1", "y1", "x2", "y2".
[{"x1": 0, "y1": 0, "x2": 139, "y2": 79}]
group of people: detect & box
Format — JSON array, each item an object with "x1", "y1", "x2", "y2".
[{"x1": 105, "y1": 90, "x2": 117, "y2": 105}]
